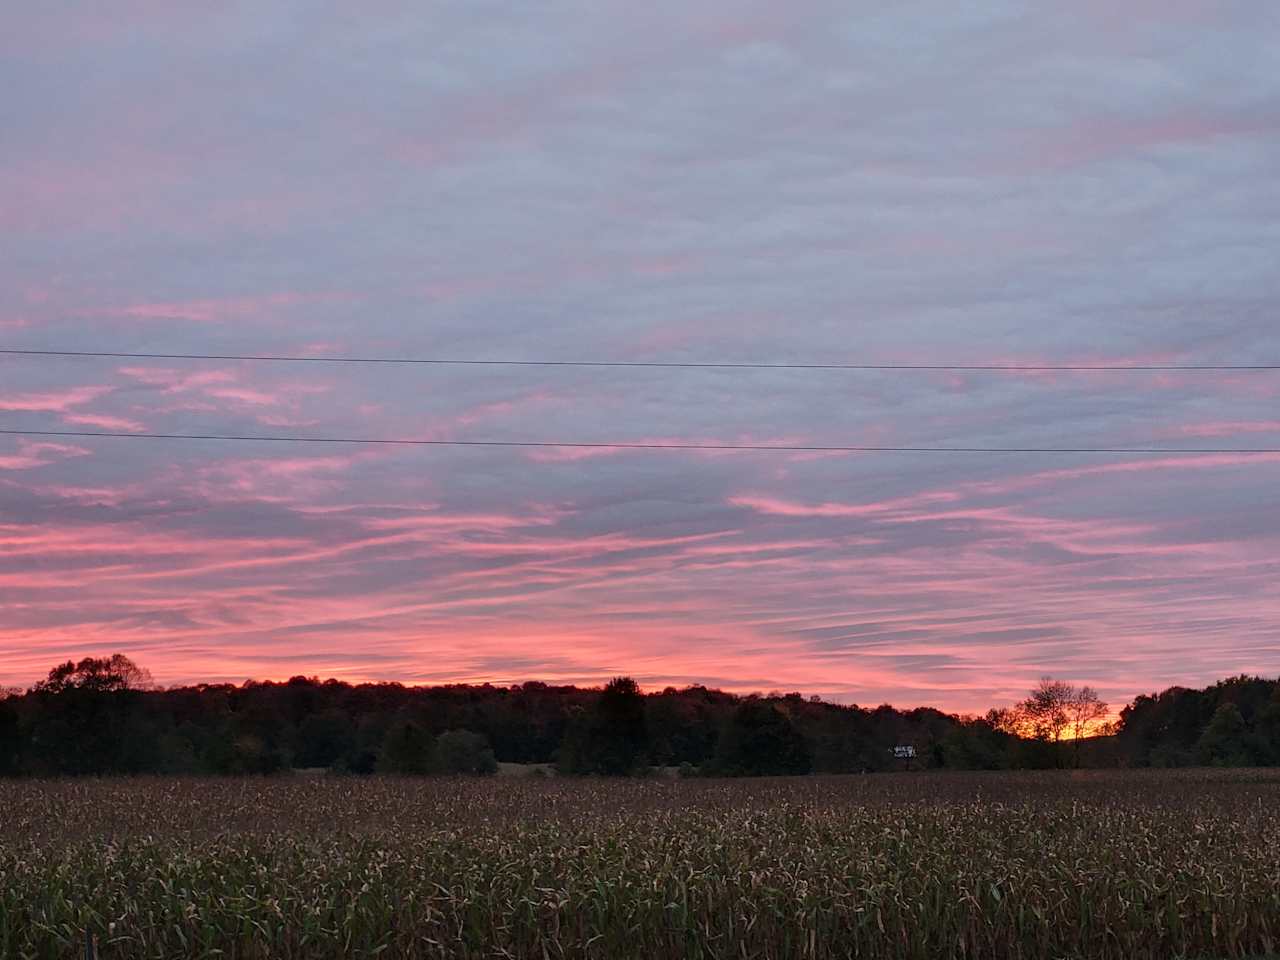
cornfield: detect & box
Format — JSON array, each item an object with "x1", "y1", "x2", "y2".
[{"x1": 2, "y1": 770, "x2": 1277, "y2": 959}]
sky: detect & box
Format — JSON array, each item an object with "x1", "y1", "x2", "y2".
[{"x1": 1, "y1": 1, "x2": 1278, "y2": 714}]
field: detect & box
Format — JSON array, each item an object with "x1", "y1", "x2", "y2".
[{"x1": 2, "y1": 770, "x2": 1278, "y2": 959}]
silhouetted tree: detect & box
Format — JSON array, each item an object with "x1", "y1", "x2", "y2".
[
  {"x1": 713, "y1": 700, "x2": 812, "y2": 776},
  {"x1": 1116, "y1": 675, "x2": 1280, "y2": 768},
  {"x1": 1009, "y1": 678, "x2": 1108, "y2": 768},
  {"x1": 31, "y1": 654, "x2": 153, "y2": 694},
  {"x1": 1067, "y1": 685, "x2": 1109, "y2": 768},
  {"x1": 1016, "y1": 678, "x2": 1072, "y2": 748},
  {"x1": 594, "y1": 677, "x2": 649, "y2": 773},
  {"x1": 1197, "y1": 703, "x2": 1249, "y2": 766},
  {"x1": 337, "y1": 716, "x2": 385, "y2": 774},
  {"x1": 0, "y1": 698, "x2": 20, "y2": 775},
  {"x1": 234, "y1": 734, "x2": 286, "y2": 774},
  {"x1": 941, "y1": 717, "x2": 1010, "y2": 770},
  {"x1": 559, "y1": 677, "x2": 650, "y2": 775},
  {"x1": 1255, "y1": 688, "x2": 1280, "y2": 766},
  {"x1": 378, "y1": 718, "x2": 433, "y2": 774},
  {"x1": 294, "y1": 709, "x2": 356, "y2": 769},
  {"x1": 646, "y1": 691, "x2": 718, "y2": 767},
  {"x1": 4, "y1": 653, "x2": 1274, "y2": 778},
  {"x1": 25, "y1": 655, "x2": 155, "y2": 774}
]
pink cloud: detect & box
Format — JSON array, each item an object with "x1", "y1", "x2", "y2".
[
  {"x1": 971, "y1": 452, "x2": 1280, "y2": 497},
  {"x1": 731, "y1": 491, "x2": 960, "y2": 518},
  {"x1": 1162, "y1": 420, "x2": 1280, "y2": 439},
  {"x1": 118, "y1": 366, "x2": 237, "y2": 392},
  {"x1": 96, "y1": 291, "x2": 348, "y2": 324},
  {"x1": 0, "y1": 440, "x2": 90, "y2": 470},
  {"x1": 0, "y1": 385, "x2": 111, "y2": 412},
  {"x1": 451, "y1": 391, "x2": 563, "y2": 428},
  {"x1": 14, "y1": 480, "x2": 145, "y2": 507},
  {"x1": 525, "y1": 445, "x2": 626, "y2": 463},
  {"x1": 62, "y1": 413, "x2": 147, "y2": 432},
  {"x1": 1015, "y1": 110, "x2": 1272, "y2": 173},
  {"x1": 10, "y1": 414, "x2": 1269, "y2": 708},
  {"x1": 204, "y1": 385, "x2": 282, "y2": 407},
  {"x1": 176, "y1": 452, "x2": 377, "y2": 504},
  {"x1": 117, "y1": 365, "x2": 332, "y2": 413},
  {"x1": 359, "y1": 506, "x2": 564, "y2": 533}
]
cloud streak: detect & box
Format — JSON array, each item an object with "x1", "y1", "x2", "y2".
[{"x1": 1, "y1": 1, "x2": 1278, "y2": 711}]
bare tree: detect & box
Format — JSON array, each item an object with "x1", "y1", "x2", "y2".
[
  {"x1": 984, "y1": 707, "x2": 1022, "y2": 736},
  {"x1": 1018, "y1": 678, "x2": 1074, "y2": 745},
  {"x1": 1008, "y1": 678, "x2": 1109, "y2": 768},
  {"x1": 1067, "y1": 685, "x2": 1110, "y2": 768}
]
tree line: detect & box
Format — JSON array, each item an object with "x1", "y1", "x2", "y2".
[{"x1": 0, "y1": 655, "x2": 1276, "y2": 777}]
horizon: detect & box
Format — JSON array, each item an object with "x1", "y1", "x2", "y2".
[
  {"x1": 14, "y1": 653, "x2": 1274, "y2": 729},
  {"x1": 3, "y1": 3, "x2": 1279, "y2": 713}
]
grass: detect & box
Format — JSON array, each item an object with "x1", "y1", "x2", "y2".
[{"x1": 2, "y1": 769, "x2": 1278, "y2": 959}]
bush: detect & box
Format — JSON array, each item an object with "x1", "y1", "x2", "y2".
[
  {"x1": 436, "y1": 730, "x2": 498, "y2": 776},
  {"x1": 378, "y1": 718, "x2": 434, "y2": 774}
]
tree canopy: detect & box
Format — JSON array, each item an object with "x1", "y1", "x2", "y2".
[{"x1": 0, "y1": 657, "x2": 1274, "y2": 777}]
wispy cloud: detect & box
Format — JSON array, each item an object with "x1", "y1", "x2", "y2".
[{"x1": 1, "y1": 1, "x2": 1278, "y2": 710}]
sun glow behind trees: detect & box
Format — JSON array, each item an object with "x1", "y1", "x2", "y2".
[{"x1": 988, "y1": 678, "x2": 1112, "y2": 764}]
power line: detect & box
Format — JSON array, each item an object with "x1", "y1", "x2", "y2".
[
  {"x1": 1, "y1": 348, "x2": 1277, "y2": 372},
  {"x1": 4, "y1": 428, "x2": 1279, "y2": 455}
]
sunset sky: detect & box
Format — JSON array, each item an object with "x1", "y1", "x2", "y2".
[{"x1": 2, "y1": 2, "x2": 1278, "y2": 713}]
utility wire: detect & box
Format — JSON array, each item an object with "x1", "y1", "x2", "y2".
[
  {"x1": 1, "y1": 348, "x2": 1277, "y2": 372},
  {"x1": 4, "y1": 428, "x2": 1279, "y2": 455}
]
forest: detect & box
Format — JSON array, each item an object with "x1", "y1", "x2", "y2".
[{"x1": 0, "y1": 655, "x2": 1276, "y2": 777}]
